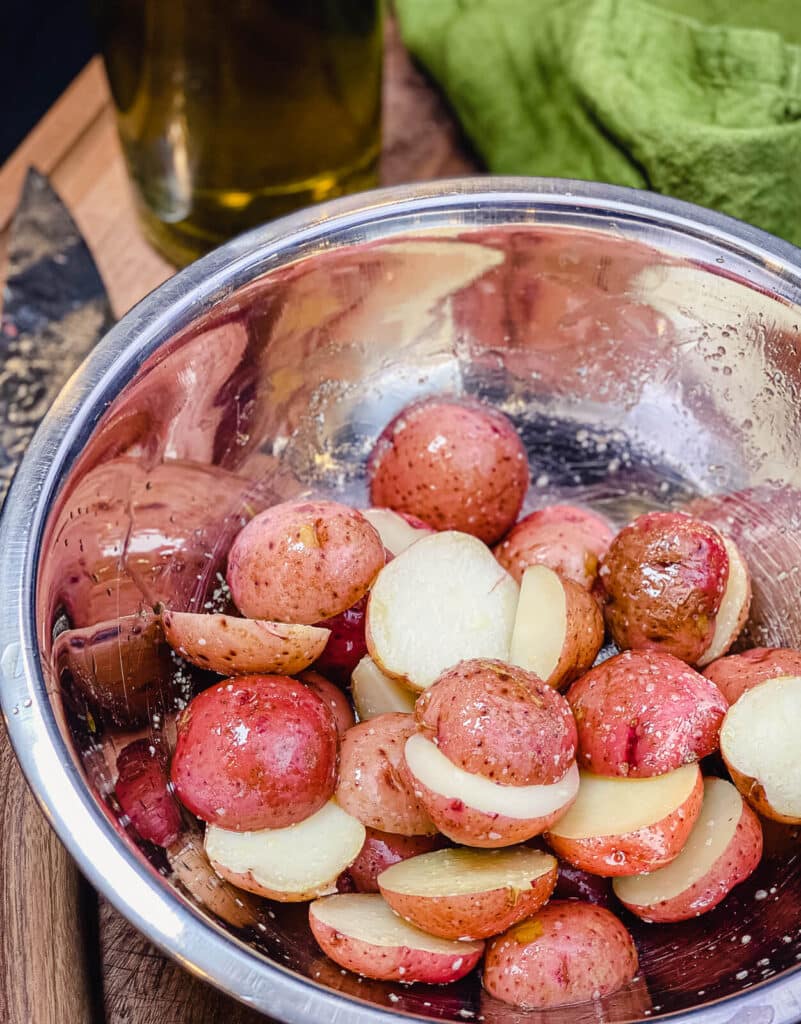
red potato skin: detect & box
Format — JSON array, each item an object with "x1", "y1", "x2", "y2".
[
  {"x1": 170, "y1": 675, "x2": 338, "y2": 831},
  {"x1": 226, "y1": 500, "x2": 385, "y2": 624},
  {"x1": 368, "y1": 398, "x2": 529, "y2": 545},
  {"x1": 703, "y1": 647, "x2": 801, "y2": 705},
  {"x1": 723, "y1": 761, "x2": 801, "y2": 825},
  {"x1": 308, "y1": 904, "x2": 484, "y2": 984},
  {"x1": 617, "y1": 799, "x2": 763, "y2": 923},
  {"x1": 336, "y1": 714, "x2": 436, "y2": 836},
  {"x1": 598, "y1": 511, "x2": 729, "y2": 664},
  {"x1": 313, "y1": 595, "x2": 368, "y2": 686},
  {"x1": 379, "y1": 860, "x2": 558, "y2": 940},
  {"x1": 115, "y1": 739, "x2": 182, "y2": 847},
  {"x1": 495, "y1": 505, "x2": 615, "y2": 590},
  {"x1": 549, "y1": 579, "x2": 605, "y2": 689},
  {"x1": 347, "y1": 829, "x2": 443, "y2": 892},
  {"x1": 416, "y1": 659, "x2": 577, "y2": 786},
  {"x1": 482, "y1": 901, "x2": 638, "y2": 1009},
  {"x1": 554, "y1": 862, "x2": 617, "y2": 910},
  {"x1": 545, "y1": 770, "x2": 704, "y2": 876},
  {"x1": 567, "y1": 650, "x2": 728, "y2": 777},
  {"x1": 298, "y1": 670, "x2": 356, "y2": 739}
]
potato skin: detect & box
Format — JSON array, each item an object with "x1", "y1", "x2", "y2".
[
  {"x1": 312, "y1": 595, "x2": 368, "y2": 686},
  {"x1": 615, "y1": 799, "x2": 763, "y2": 922},
  {"x1": 115, "y1": 739, "x2": 182, "y2": 847},
  {"x1": 416, "y1": 659, "x2": 577, "y2": 786},
  {"x1": 298, "y1": 670, "x2": 356, "y2": 739},
  {"x1": 545, "y1": 769, "x2": 704, "y2": 876},
  {"x1": 549, "y1": 579, "x2": 605, "y2": 689},
  {"x1": 703, "y1": 647, "x2": 801, "y2": 705},
  {"x1": 598, "y1": 511, "x2": 729, "y2": 663},
  {"x1": 567, "y1": 650, "x2": 727, "y2": 777},
  {"x1": 347, "y1": 829, "x2": 442, "y2": 893},
  {"x1": 724, "y1": 762, "x2": 801, "y2": 825},
  {"x1": 336, "y1": 714, "x2": 436, "y2": 835},
  {"x1": 226, "y1": 500, "x2": 384, "y2": 624},
  {"x1": 368, "y1": 398, "x2": 529, "y2": 545},
  {"x1": 171, "y1": 675, "x2": 338, "y2": 831},
  {"x1": 495, "y1": 505, "x2": 614, "y2": 589},
  {"x1": 379, "y1": 856, "x2": 558, "y2": 940},
  {"x1": 483, "y1": 901, "x2": 638, "y2": 1009}
]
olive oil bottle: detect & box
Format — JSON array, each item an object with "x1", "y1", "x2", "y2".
[{"x1": 94, "y1": 0, "x2": 382, "y2": 265}]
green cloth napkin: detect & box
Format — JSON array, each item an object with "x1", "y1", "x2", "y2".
[{"x1": 395, "y1": 0, "x2": 801, "y2": 245}]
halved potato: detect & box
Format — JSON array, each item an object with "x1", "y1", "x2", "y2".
[
  {"x1": 614, "y1": 777, "x2": 763, "y2": 922},
  {"x1": 205, "y1": 800, "x2": 366, "y2": 902},
  {"x1": 697, "y1": 538, "x2": 752, "y2": 666},
  {"x1": 366, "y1": 531, "x2": 518, "y2": 690},
  {"x1": 403, "y1": 733, "x2": 579, "y2": 847},
  {"x1": 309, "y1": 893, "x2": 484, "y2": 983},
  {"x1": 378, "y1": 846, "x2": 557, "y2": 940},
  {"x1": 161, "y1": 609, "x2": 330, "y2": 675},
  {"x1": 362, "y1": 508, "x2": 434, "y2": 555},
  {"x1": 351, "y1": 655, "x2": 416, "y2": 719},
  {"x1": 545, "y1": 765, "x2": 703, "y2": 876},
  {"x1": 509, "y1": 565, "x2": 604, "y2": 689},
  {"x1": 720, "y1": 674, "x2": 801, "y2": 823}
]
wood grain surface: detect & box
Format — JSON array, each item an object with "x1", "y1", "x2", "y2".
[{"x1": 0, "y1": 17, "x2": 478, "y2": 1024}]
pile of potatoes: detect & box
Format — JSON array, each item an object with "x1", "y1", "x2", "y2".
[{"x1": 108, "y1": 396, "x2": 801, "y2": 1011}]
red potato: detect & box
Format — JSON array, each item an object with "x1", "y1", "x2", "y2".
[
  {"x1": 205, "y1": 800, "x2": 366, "y2": 902},
  {"x1": 403, "y1": 733, "x2": 579, "y2": 848},
  {"x1": 614, "y1": 777, "x2": 763, "y2": 922},
  {"x1": 378, "y1": 846, "x2": 557, "y2": 940},
  {"x1": 482, "y1": 901, "x2": 638, "y2": 1009},
  {"x1": 509, "y1": 566, "x2": 604, "y2": 689},
  {"x1": 171, "y1": 674, "x2": 338, "y2": 831},
  {"x1": 703, "y1": 646, "x2": 801, "y2": 705},
  {"x1": 160, "y1": 609, "x2": 330, "y2": 676},
  {"x1": 598, "y1": 511, "x2": 731, "y2": 664},
  {"x1": 495, "y1": 504, "x2": 615, "y2": 590},
  {"x1": 336, "y1": 714, "x2": 436, "y2": 836},
  {"x1": 720, "y1": 674, "x2": 801, "y2": 823},
  {"x1": 312, "y1": 595, "x2": 368, "y2": 686},
  {"x1": 299, "y1": 670, "x2": 355, "y2": 738},
  {"x1": 366, "y1": 531, "x2": 519, "y2": 691},
  {"x1": 226, "y1": 500, "x2": 385, "y2": 624},
  {"x1": 99, "y1": 714, "x2": 178, "y2": 789},
  {"x1": 415, "y1": 659, "x2": 577, "y2": 786},
  {"x1": 545, "y1": 764, "x2": 703, "y2": 876},
  {"x1": 350, "y1": 656, "x2": 416, "y2": 719},
  {"x1": 367, "y1": 398, "x2": 529, "y2": 545},
  {"x1": 347, "y1": 829, "x2": 443, "y2": 893},
  {"x1": 309, "y1": 893, "x2": 484, "y2": 984},
  {"x1": 114, "y1": 739, "x2": 182, "y2": 847},
  {"x1": 696, "y1": 537, "x2": 752, "y2": 666},
  {"x1": 553, "y1": 862, "x2": 616, "y2": 910},
  {"x1": 361, "y1": 508, "x2": 435, "y2": 556},
  {"x1": 566, "y1": 650, "x2": 727, "y2": 777}
]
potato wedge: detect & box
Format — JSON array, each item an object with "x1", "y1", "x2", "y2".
[
  {"x1": 697, "y1": 537, "x2": 752, "y2": 666},
  {"x1": 351, "y1": 655, "x2": 416, "y2": 719}
]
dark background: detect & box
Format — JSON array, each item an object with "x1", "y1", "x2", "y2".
[{"x1": 2, "y1": 0, "x2": 96, "y2": 161}]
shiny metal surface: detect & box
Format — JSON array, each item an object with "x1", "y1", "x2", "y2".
[{"x1": 3, "y1": 178, "x2": 801, "y2": 1023}]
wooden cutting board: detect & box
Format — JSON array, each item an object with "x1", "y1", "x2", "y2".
[{"x1": 0, "y1": 19, "x2": 478, "y2": 1024}]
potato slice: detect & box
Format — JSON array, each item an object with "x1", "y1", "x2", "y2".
[
  {"x1": 366, "y1": 531, "x2": 518, "y2": 690},
  {"x1": 205, "y1": 800, "x2": 365, "y2": 902},
  {"x1": 509, "y1": 565, "x2": 604, "y2": 689},
  {"x1": 546, "y1": 765, "x2": 703, "y2": 876},
  {"x1": 614, "y1": 777, "x2": 763, "y2": 922},
  {"x1": 309, "y1": 893, "x2": 484, "y2": 983},
  {"x1": 378, "y1": 846, "x2": 557, "y2": 940},
  {"x1": 362, "y1": 508, "x2": 433, "y2": 555},
  {"x1": 720, "y1": 674, "x2": 801, "y2": 822},
  {"x1": 698, "y1": 538, "x2": 752, "y2": 666},
  {"x1": 161, "y1": 609, "x2": 330, "y2": 675},
  {"x1": 351, "y1": 655, "x2": 416, "y2": 719}
]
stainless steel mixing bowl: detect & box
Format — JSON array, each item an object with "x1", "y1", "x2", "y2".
[{"x1": 3, "y1": 178, "x2": 801, "y2": 1024}]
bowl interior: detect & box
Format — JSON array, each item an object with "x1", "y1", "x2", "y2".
[{"x1": 33, "y1": 204, "x2": 801, "y2": 1023}]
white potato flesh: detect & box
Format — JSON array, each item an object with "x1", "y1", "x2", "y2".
[
  {"x1": 613, "y1": 778, "x2": 741, "y2": 906},
  {"x1": 362, "y1": 508, "x2": 432, "y2": 556},
  {"x1": 548, "y1": 765, "x2": 700, "y2": 839},
  {"x1": 367, "y1": 531, "x2": 519, "y2": 690},
  {"x1": 698, "y1": 539, "x2": 751, "y2": 666},
  {"x1": 351, "y1": 655, "x2": 416, "y2": 719},
  {"x1": 509, "y1": 564, "x2": 566, "y2": 680},
  {"x1": 404, "y1": 733, "x2": 579, "y2": 820},
  {"x1": 721, "y1": 675, "x2": 801, "y2": 819},
  {"x1": 205, "y1": 800, "x2": 365, "y2": 899},
  {"x1": 378, "y1": 846, "x2": 556, "y2": 897},
  {"x1": 310, "y1": 893, "x2": 483, "y2": 955}
]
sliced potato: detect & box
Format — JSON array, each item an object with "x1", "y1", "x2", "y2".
[
  {"x1": 351, "y1": 655, "x2": 416, "y2": 719},
  {"x1": 378, "y1": 846, "x2": 557, "y2": 940},
  {"x1": 205, "y1": 800, "x2": 366, "y2": 902},
  {"x1": 362, "y1": 508, "x2": 434, "y2": 555},
  {"x1": 697, "y1": 538, "x2": 752, "y2": 666},
  {"x1": 366, "y1": 531, "x2": 518, "y2": 690},
  {"x1": 309, "y1": 893, "x2": 484, "y2": 983}
]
